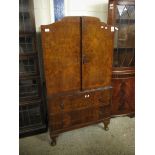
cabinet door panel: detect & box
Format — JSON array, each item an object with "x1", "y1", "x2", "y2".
[
  {"x1": 82, "y1": 17, "x2": 113, "y2": 90},
  {"x1": 41, "y1": 17, "x2": 81, "y2": 95}
]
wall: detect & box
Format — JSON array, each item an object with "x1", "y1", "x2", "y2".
[
  {"x1": 33, "y1": 0, "x2": 54, "y2": 32},
  {"x1": 32, "y1": 0, "x2": 54, "y2": 86},
  {"x1": 33, "y1": 0, "x2": 109, "y2": 32},
  {"x1": 64, "y1": 0, "x2": 109, "y2": 23}
]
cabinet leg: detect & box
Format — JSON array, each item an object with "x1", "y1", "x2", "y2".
[
  {"x1": 129, "y1": 113, "x2": 135, "y2": 118},
  {"x1": 103, "y1": 119, "x2": 110, "y2": 131},
  {"x1": 50, "y1": 135, "x2": 58, "y2": 146}
]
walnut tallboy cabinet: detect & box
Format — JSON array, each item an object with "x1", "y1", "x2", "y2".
[{"x1": 41, "y1": 16, "x2": 114, "y2": 145}]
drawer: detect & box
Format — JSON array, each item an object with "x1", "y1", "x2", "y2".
[
  {"x1": 63, "y1": 91, "x2": 97, "y2": 110},
  {"x1": 49, "y1": 105, "x2": 111, "y2": 130},
  {"x1": 48, "y1": 88, "x2": 112, "y2": 114},
  {"x1": 48, "y1": 91, "x2": 97, "y2": 114},
  {"x1": 63, "y1": 107, "x2": 100, "y2": 128},
  {"x1": 49, "y1": 107, "x2": 99, "y2": 131}
]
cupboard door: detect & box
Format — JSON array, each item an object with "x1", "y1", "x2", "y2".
[
  {"x1": 82, "y1": 17, "x2": 113, "y2": 90},
  {"x1": 41, "y1": 17, "x2": 81, "y2": 95}
]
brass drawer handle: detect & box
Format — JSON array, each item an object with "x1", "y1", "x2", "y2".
[{"x1": 84, "y1": 94, "x2": 90, "y2": 98}]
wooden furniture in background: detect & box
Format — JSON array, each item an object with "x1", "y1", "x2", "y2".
[
  {"x1": 19, "y1": 0, "x2": 47, "y2": 137},
  {"x1": 41, "y1": 16, "x2": 114, "y2": 145},
  {"x1": 107, "y1": 0, "x2": 135, "y2": 117}
]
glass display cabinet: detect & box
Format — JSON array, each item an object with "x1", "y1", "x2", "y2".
[
  {"x1": 107, "y1": 0, "x2": 135, "y2": 117},
  {"x1": 19, "y1": 0, "x2": 47, "y2": 137}
]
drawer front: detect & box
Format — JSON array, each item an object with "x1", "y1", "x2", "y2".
[
  {"x1": 63, "y1": 107, "x2": 100, "y2": 128},
  {"x1": 63, "y1": 91, "x2": 97, "y2": 111},
  {"x1": 48, "y1": 91, "x2": 97, "y2": 114},
  {"x1": 48, "y1": 88, "x2": 111, "y2": 114},
  {"x1": 48, "y1": 88, "x2": 112, "y2": 131},
  {"x1": 49, "y1": 105, "x2": 111, "y2": 131}
]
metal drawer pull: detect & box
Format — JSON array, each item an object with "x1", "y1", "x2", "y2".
[{"x1": 84, "y1": 94, "x2": 90, "y2": 98}]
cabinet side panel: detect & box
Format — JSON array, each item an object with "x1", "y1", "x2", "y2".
[{"x1": 41, "y1": 17, "x2": 81, "y2": 95}]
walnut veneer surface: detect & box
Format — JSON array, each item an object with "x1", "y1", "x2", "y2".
[{"x1": 41, "y1": 16, "x2": 114, "y2": 145}]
